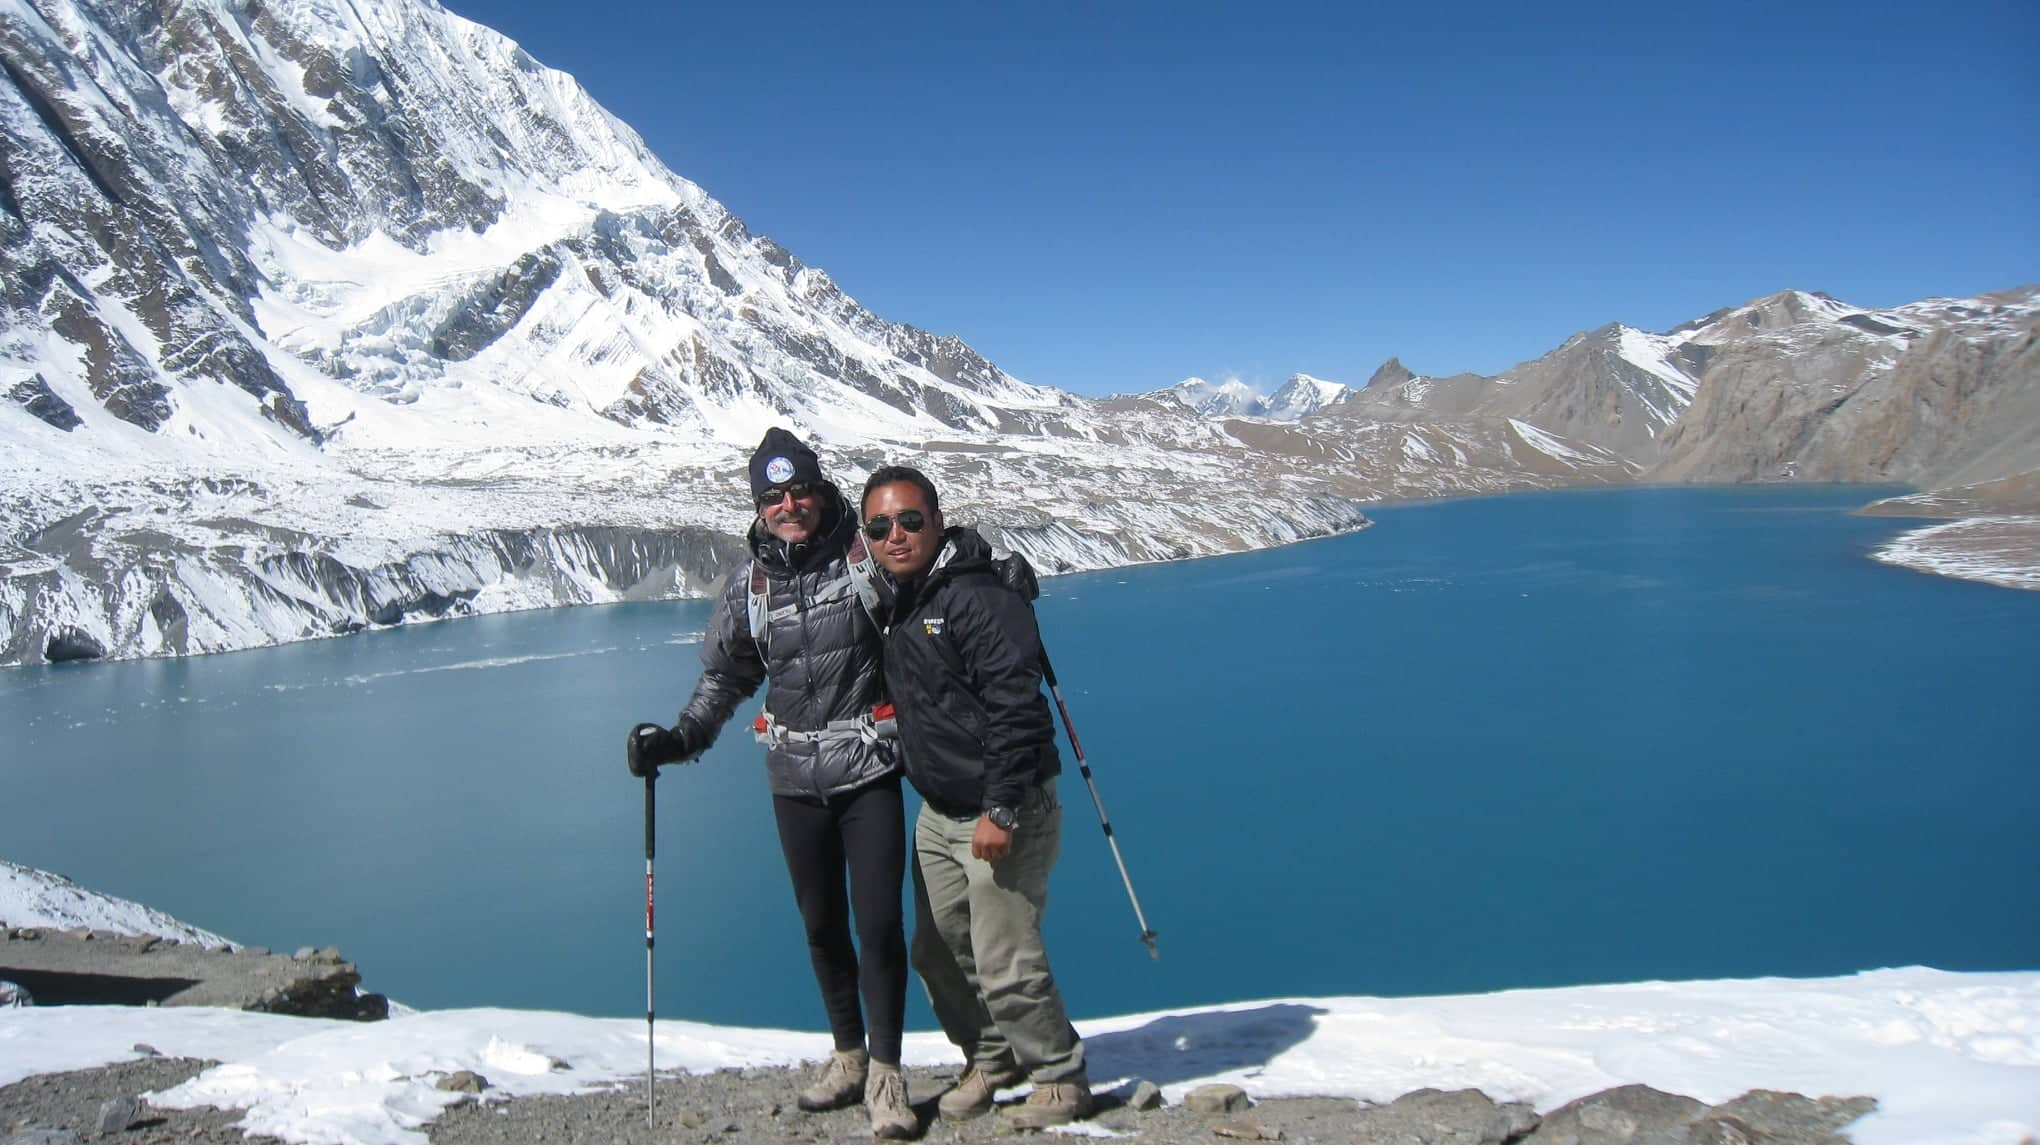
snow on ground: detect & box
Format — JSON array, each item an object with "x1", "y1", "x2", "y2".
[
  {"x1": 1614, "y1": 327, "x2": 1700, "y2": 399},
  {"x1": 4, "y1": 875, "x2": 2035, "y2": 1145},
  {"x1": 1873, "y1": 516, "x2": 2040, "y2": 591},
  {"x1": 0, "y1": 969, "x2": 2032, "y2": 1145},
  {"x1": 0, "y1": 860, "x2": 230, "y2": 948},
  {"x1": 1508, "y1": 418, "x2": 1608, "y2": 466}
]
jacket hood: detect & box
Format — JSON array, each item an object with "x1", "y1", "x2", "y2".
[{"x1": 923, "y1": 525, "x2": 998, "y2": 588}]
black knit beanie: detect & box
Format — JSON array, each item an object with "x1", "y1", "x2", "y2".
[{"x1": 748, "y1": 427, "x2": 824, "y2": 498}]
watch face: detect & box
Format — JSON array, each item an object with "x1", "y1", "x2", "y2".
[{"x1": 989, "y1": 807, "x2": 1018, "y2": 830}]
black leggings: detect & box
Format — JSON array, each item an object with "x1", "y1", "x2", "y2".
[{"x1": 771, "y1": 774, "x2": 907, "y2": 1063}]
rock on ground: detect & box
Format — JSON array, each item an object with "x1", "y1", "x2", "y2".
[{"x1": 0, "y1": 928, "x2": 387, "y2": 1019}]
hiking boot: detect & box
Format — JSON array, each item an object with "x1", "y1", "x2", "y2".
[
  {"x1": 796, "y1": 1048, "x2": 868, "y2": 1112},
  {"x1": 1000, "y1": 1081, "x2": 1094, "y2": 1129},
  {"x1": 936, "y1": 1061, "x2": 1023, "y2": 1120},
  {"x1": 865, "y1": 1061, "x2": 917, "y2": 1140}
]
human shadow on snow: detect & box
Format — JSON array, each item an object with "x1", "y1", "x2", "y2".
[{"x1": 1082, "y1": 1002, "x2": 1328, "y2": 1088}]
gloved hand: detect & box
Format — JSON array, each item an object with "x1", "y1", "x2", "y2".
[
  {"x1": 995, "y1": 553, "x2": 1040, "y2": 602},
  {"x1": 626, "y1": 718, "x2": 706, "y2": 777}
]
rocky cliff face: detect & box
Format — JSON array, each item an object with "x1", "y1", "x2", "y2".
[
  {"x1": 1651, "y1": 291, "x2": 2038, "y2": 486},
  {"x1": 1338, "y1": 324, "x2": 1698, "y2": 465},
  {"x1": 0, "y1": 515, "x2": 745, "y2": 665},
  {"x1": 1283, "y1": 288, "x2": 2038, "y2": 509}
]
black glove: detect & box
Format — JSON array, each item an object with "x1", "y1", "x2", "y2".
[
  {"x1": 626, "y1": 718, "x2": 706, "y2": 777},
  {"x1": 996, "y1": 553, "x2": 1040, "y2": 602}
]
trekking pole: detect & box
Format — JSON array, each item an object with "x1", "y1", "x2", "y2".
[
  {"x1": 643, "y1": 769, "x2": 657, "y2": 1130},
  {"x1": 1040, "y1": 649, "x2": 1160, "y2": 960}
]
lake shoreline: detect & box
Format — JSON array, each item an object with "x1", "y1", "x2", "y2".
[
  {"x1": 22, "y1": 478, "x2": 2021, "y2": 673},
  {"x1": 1868, "y1": 515, "x2": 2040, "y2": 591}
]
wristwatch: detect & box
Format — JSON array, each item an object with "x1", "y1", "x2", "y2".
[{"x1": 985, "y1": 806, "x2": 1019, "y2": 831}]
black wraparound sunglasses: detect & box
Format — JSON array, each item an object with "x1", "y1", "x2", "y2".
[
  {"x1": 863, "y1": 510, "x2": 928, "y2": 540},
  {"x1": 756, "y1": 481, "x2": 818, "y2": 510}
]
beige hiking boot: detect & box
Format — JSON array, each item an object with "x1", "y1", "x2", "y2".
[
  {"x1": 865, "y1": 1061, "x2": 917, "y2": 1140},
  {"x1": 936, "y1": 1061, "x2": 1024, "y2": 1120},
  {"x1": 1000, "y1": 1081, "x2": 1094, "y2": 1129},
  {"x1": 796, "y1": 1048, "x2": 868, "y2": 1112}
]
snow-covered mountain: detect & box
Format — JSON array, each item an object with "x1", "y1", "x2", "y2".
[
  {"x1": 1150, "y1": 376, "x2": 1269, "y2": 417},
  {"x1": 1652, "y1": 288, "x2": 2040, "y2": 486},
  {"x1": 1145, "y1": 290, "x2": 2036, "y2": 487},
  {"x1": 1262, "y1": 373, "x2": 1348, "y2": 419},
  {"x1": 1335, "y1": 288, "x2": 2039, "y2": 471},
  {"x1": 1141, "y1": 373, "x2": 1347, "y2": 421},
  {"x1": 2, "y1": 0, "x2": 2029, "y2": 668},
  {"x1": 0, "y1": 0, "x2": 1642, "y2": 668}
]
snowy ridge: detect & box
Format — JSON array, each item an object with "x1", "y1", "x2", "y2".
[
  {"x1": 1139, "y1": 374, "x2": 1349, "y2": 421},
  {"x1": 1263, "y1": 373, "x2": 1349, "y2": 419},
  {"x1": 1327, "y1": 288, "x2": 2037, "y2": 467},
  {"x1": 0, "y1": 968, "x2": 2033, "y2": 1145},
  {"x1": 1509, "y1": 418, "x2": 1613, "y2": 466},
  {"x1": 0, "y1": 860, "x2": 231, "y2": 948},
  {"x1": 1150, "y1": 377, "x2": 1269, "y2": 417}
]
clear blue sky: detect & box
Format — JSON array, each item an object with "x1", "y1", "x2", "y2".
[{"x1": 446, "y1": 0, "x2": 2036, "y2": 397}]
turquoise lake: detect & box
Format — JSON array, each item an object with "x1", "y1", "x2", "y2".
[{"x1": 3, "y1": 485, "x2": 2036, "y2": 1031}]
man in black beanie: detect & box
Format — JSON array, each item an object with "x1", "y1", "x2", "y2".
[{"x1": 627, "y1": 426, "x2": 915, "y2": 1139}]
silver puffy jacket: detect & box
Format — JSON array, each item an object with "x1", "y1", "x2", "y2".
[{"x1": 679, "y1": 484, "x2": 897, "y2": 800}]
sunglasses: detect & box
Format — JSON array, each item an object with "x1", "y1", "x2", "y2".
[
  {"x1": 863, "y1": 510, "x2": 928, "y2": 540},
  {"x1": 755, "y1": 481, "x2": 818, "y2": 510}
]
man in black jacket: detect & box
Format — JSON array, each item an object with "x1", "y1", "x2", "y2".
[
  {"x1": 861, "y1": 465, "x2": 1091, "y2": 1129},
  {"x1": 627, "y1": 428, "x2": 914, "y2": 1140}
]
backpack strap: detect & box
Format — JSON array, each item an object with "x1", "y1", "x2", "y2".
[
  {"x1": 746, "y1": 560, "x2": 772, "y2": 656},
  {"x1": 844, "y1": 526, "x2": 883, "y2": 629},
  {"x1": 745, "y1": 529, "x2": 887, "y2": 656},
  {"x1": 752, "y1": 702, "x2": 897, "y2": 746}
]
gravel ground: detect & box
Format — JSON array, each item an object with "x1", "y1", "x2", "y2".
[
  {"x1": 1, "y1": 1057, "x2": 1357, "y2": 1145},
  {"x1": 3, "y1": 1057, "x2": 1874, "y2": 1145},
  {"x1": 426, "y1": 1064, "x2": 1377, "y2": 1145},
  {"x1": 0, "y1": 1057, "x2": 281, "y2": 1144}
]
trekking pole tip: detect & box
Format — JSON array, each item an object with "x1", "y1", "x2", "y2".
[{"x1": 1140, "y1": 930, "x2": 1159, "y2": 960}]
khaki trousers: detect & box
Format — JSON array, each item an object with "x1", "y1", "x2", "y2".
[{"x1": 910, "y1": 778, "x2": 1086, "y2": 1084}]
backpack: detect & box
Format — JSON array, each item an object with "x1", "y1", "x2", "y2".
[{"x1": 745, "y1": 525, "x2": 884, "y2": 656}]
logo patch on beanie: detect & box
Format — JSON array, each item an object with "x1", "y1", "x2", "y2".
[{"x1": 765, "y1": 456, "x2": 795, "y2": 484}]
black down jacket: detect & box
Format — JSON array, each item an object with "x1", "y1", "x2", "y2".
[
  {"x1": 680, "y1": 484, "x2": 897, "y2": 800},
  {"x1": 880, "y1": 526, "x2": 1060, "y2": 817}
]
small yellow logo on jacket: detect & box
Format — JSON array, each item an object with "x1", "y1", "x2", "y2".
[{"x1": 923, "y1": 618, "x2": 944, "y2": 636}]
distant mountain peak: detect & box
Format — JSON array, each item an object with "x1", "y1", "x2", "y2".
[
  {"x1": 1151, "y1": 377, "x2": 1267, "y2": 417},
  {"x1": 1665, "y1": 289, "x2": 1862, "y2": 344},
  {"x1": 1366, "y1": 358, "x2": 1415, "y2": 389},
  {"x1": 1266, "y1": 373, "x2": 1348, "y2": 419}
]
